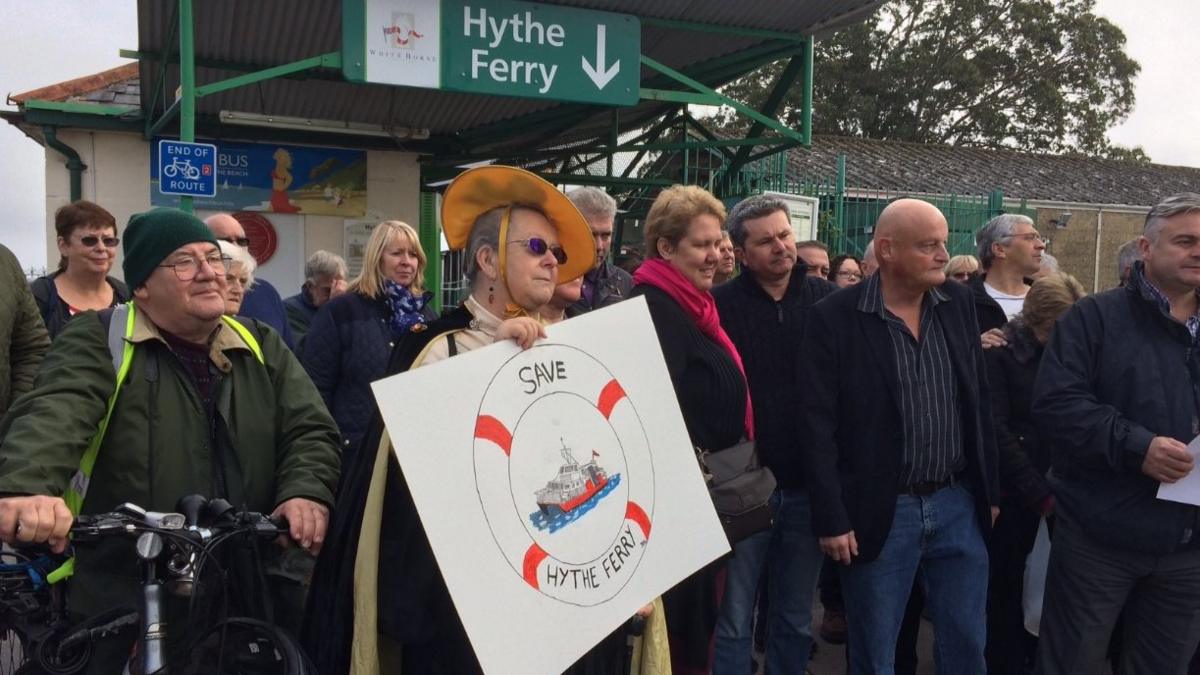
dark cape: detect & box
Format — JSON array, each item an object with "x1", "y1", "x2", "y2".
[{"x1": 301, "y1": 304, "x2": 473, "y2": 675}]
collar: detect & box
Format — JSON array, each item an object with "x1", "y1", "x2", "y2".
[
  {"x1": 128, "y1": 308, "x2": 252, "y2": 373},
  {"x1": 735, "y1": 267, "x2": 804, "y2": 300},
  {"x1": 464, "y1": 293, "x2": 505, "y2": 336},
  {"x1": 856, "y1": 272, "x2": 949, "y2": 317},
  {"x1": 1134, "y1": 262, "x2": 1200, "y2": 335}
]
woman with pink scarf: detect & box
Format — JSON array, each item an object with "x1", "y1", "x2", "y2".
[{"x1": 630, "y1": 184, "x2": 754, "y2": 675}]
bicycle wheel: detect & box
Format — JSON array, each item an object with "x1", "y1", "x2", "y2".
[
  {"x1": 182, "y1": 617, "x2": 312, "y2": 675},
  {"x1": 0, "y1": 626, "x2": 27, "y2": 675}
]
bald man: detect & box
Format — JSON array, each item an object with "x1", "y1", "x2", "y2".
[
  {"x1": 206, "y1": 213, "x2": 295, "y2": 348},
  {"x1": 798, "y1": 199, "x2": 999, "y2": 674}
]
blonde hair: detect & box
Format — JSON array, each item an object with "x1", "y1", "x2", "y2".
[
  {"x1": 644, "y1": 185, "x2": 727, "y2": 259},
  {"x1": 347, "y1": 220, "x2": 426, "y2": 298},
  {"x1": 1022, "y1": 273, "x2": 1086, "y2": 342},
  {"x1": 945, "y1": 254, "x2": 981, "y2": 277}
]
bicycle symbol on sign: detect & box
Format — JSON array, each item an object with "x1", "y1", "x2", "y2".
[{"x1": 162, "y1": 157, "x2": 201, "y2": 181}]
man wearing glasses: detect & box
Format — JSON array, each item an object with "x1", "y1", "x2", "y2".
[
  {"x1": 205, "y1": 212, "x2": 296, "y2": 349},
  {"x1": 0, "y1": 208, "x2": 340, "y2": 669},
  {"x1": 971, "y1": 214, "x2": 1047, "y2": 334}
]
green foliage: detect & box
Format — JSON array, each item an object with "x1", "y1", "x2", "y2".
[{"x1": 718, "y1": 0, "x2": 1142, "y2": 158}]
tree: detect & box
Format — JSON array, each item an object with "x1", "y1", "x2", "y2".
[{"x1": 718, "y1": 0, "x2": 1144, "y2": 158}]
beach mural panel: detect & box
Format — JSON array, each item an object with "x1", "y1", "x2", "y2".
[{"x1": 151, "y1": 138, "x2": 367, "y2": 217}]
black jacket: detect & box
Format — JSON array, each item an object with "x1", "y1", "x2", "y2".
[
  {"x1": 968, "y1": 274, "x2": 1010, "y2": 334},
  {"x1": 798, "y1": 280, "x2": 999, "y2": 563},
  {"x1": 1033, "y1": 263, "x2": 1200, "y2": 554},
  {"x1": 300, "y1": 291, "x2": 436, "y2": 456},
  {"x1": 29, "y1": 272, "x2": 129, "y2": 340},
  {"x1": 303, "y1": 305, "x2": 474, "y2": 675},
  {"x1": 713, "y1": 271, "x2": 836, "y2": 489},
  {"x1": 570, "y1": 261, "x2": 633, "y2": 315},
  {"x1": 985, "y1": 320, "x2": 1053, "y2": 511}
]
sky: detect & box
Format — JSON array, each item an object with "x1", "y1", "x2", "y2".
[{"x1": 1, "y1": 0, "x2": 1197, "y2": 271}]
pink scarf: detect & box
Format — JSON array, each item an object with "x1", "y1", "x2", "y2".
[{"x1": 634, "y1": 258, "x2": 755, "y2": 440}]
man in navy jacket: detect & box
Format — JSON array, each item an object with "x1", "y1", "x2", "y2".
[
  {"x1": 1033, "y1": 193, "x2": 1200, "y2": 675},
  {"x1": 711, "y1": 194, "x2": 835, "y2": 675},
  {"x1": 799, "y1": 199, "x2": 999, "y2": 674}
]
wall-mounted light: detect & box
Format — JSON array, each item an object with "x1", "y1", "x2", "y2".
[
  {"x1": 219, "y1": 110, "x2": 430, "y2": 140},
  {"x1": 1052, "y1": 211, "x2": 1072, "y2": 229}
]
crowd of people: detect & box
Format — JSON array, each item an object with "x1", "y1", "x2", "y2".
[{"x1": 0, "y1": 171, "x2": 1197, "y2": 675}]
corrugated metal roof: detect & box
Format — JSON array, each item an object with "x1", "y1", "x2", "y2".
[
  {"x1": 132, "y1": 0, "x2": 883, "y2": 152},
  {"x1": 789, "y1": 135, "x2": 1200, "y2": 206}
]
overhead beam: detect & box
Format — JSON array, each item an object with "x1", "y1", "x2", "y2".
[
  {"x1": 120, "y1": 49, "x2": 345, "y2": 82},
  {"x1": 640, "y1": 55, "x2": 805, "y2": 143},
  {"x1": 724, "y1": 53, "x2": 807, "y2": 176},
  {"x1": 195, "y1": 52, "x2": 342, "y2": 98}
]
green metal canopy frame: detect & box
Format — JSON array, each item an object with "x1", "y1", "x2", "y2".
[{"x1": 23, "y1": 0, "x2": 820, "y2": 303}]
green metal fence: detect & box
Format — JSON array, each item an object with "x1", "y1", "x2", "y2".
[{"x1": 715, "y1": 156, "x2": 1034, "y2": 260}]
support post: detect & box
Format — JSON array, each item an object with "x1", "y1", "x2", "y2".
[{"x1": 178, "y1": 0, "x2": 195, "y2": 213}]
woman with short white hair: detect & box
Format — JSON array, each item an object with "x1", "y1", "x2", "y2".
[{"x1": 217, "y1": 239, "x2": 256, "y2": 315}]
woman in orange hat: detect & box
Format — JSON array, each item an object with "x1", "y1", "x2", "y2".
[{"x1": 304, "y1": 166, "x2": 596, "y2": 675}]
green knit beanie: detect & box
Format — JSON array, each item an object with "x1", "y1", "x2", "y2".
[{"x1": 122, "y1": 208, "x2": 219, "y2": 289}]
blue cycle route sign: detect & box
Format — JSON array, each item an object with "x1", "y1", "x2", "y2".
[{"x1": 157, "y1": 140, "x2": 218, "y2": 197}]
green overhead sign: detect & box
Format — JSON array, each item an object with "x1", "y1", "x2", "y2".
[{"x1": 344, "y1": 0, "x2": 640, "y2": 106}]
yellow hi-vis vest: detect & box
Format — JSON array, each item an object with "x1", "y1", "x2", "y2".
[{"x1": 48, "y1": 302, "x2": 263, "y2": 584}]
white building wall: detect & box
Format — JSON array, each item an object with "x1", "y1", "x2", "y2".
[{"x1": 40, "y1": 129, "x2": 421, "y2": 285}]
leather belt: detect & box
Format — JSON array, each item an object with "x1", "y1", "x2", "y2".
[{"x1": 900, "y1": 474, "x2": 957, "y2": 496}]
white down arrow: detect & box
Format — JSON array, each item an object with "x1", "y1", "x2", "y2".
[{"x1": 581, "y1": 25, "x2": 620, "y2": 90}]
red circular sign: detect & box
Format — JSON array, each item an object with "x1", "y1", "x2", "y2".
[{"x1": 232, "y1": 212, "x2": 278, "y2": 266}]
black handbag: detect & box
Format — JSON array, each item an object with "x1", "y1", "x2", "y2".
[{"x1": 695, "y1": 439, "x2": 777, "y2": 545}]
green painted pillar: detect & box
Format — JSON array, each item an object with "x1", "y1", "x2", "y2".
[
  {"x1": 419, "y1": 191, "x2": 442, "y2": 313},
  {"x1": 178, "y1": 0, "x2": 195, "y2": 214}
]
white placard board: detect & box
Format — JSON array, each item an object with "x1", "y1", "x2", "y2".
[
  {"x1": 371, "y1": 297, "x2": 730, "y2": 675},
  {"x1": 763, "y1": 191, "x2": 820, "y2": 241}
]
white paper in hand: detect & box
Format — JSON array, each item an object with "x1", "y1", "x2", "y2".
[{"x1": 1156, "y1": 435, "x2": 1200, "y2": 506}]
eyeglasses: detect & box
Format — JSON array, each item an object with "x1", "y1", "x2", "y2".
[
  {"x1": 158, "y1": 253, "x2": 232, "y2": 281},
  {"x1": 78, "y1": 235, "x2": 120, "y2": 248},
  {"x1": 509, "y1": 238, "x2": 568, "y2": 265},
  {"x1": 219, "y1": 236, "x2": 251, "y2": 248},
  {"x1": 836, "y1": 271, "x2": 863, "y2": 281},
  {"x1": 1004, "y1": 232, "x2": 1046, "y2": 244}
]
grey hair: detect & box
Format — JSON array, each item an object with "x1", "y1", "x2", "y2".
[
  {"x1": 566, "y1": 186, "x2": 617, "y2": 223},
  {"x1": 304, "y1": 250, "x2": 347, "y2": 282},
  {"x1": 464, "y1": 207, "x2": 504, "y2": 284},
  {"x1": 725, "y1": 194, "x2": 790, "y2": 247},
  {"x1": 1039, "y1": 252, "x2": 1059, "y2": 273},
  {"x1": 218, "y1": 239, "x2": 256, "y2": 290},
  {"x1": 976, "y1": 214, "x2": 1034, "y2": 270},
  {"x1": 1116, "y1": 238, "x2": 1141, "y2": 282},
  {"x1": 1144, "y1": 192, "x2": 1200, "y2": 242}
]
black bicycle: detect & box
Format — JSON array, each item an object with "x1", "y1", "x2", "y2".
[{"x1": 0, "y1": 496, "x2": 314, "y2": 675}]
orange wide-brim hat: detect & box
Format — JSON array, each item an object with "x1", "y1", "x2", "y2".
[{"x1": 441, "y1": 165, "x2": 596, "y2": 283}]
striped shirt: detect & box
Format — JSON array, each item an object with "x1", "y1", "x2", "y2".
[
  {"x1": 858, "y1": 274, "x2": 965, "y2": 486},
  {"x1": 1139, "y1": 267, "x2": 1200, "y2": 340}
]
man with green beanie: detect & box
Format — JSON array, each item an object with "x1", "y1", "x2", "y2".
[{"x1": 0, "y1": 208, "x2": 340, "y2": 668}]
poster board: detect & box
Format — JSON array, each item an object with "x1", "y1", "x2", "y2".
[
  {"x1": 371, "y1": 297, "x2": 730, "y2": 674},
  {"x1": 763, "y1": 190, "x2": 820, "y2": 241}
]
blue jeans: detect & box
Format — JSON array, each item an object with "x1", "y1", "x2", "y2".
[
  {"x1": 713, "y1": 489, "x2": 824, "y2": 675},
  {"x1": 841, "y1": 483, "x2": 988, "y2": 675}
]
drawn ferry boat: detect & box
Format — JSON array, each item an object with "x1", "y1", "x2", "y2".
[{"x1": 535, "y1": 440, "x2": 609, "y2": 516}]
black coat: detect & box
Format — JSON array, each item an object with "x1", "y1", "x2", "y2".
[
  {"x1": 713, "y1": 270, "x2": 836, "y2": 489},
  {"x1": 1033, "y1": 263, "x2": 1200, "y2": 555},
  {"x1": 984, "y1": 320, "x2": 1053, "y2": 510},
  {"x1": 969, "y1": 274, "x2": 1010, "y2": 334},
  {"x1": 29, "y1": 272, "x2": 129, "y2": 340},
  {"x1": 300, "y1": 291, "x2": 436, "y2": 456},
  {"x1": 302, "y1": 305, "x2": 475, "y2": 675},
  {"x1": 798, "y1": 280, "x2": 999, "y2": 563}
]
